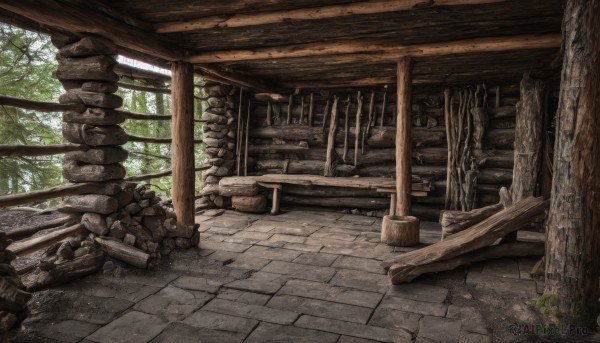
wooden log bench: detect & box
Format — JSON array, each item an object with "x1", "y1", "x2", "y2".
[{"x1": 245, "y1": 174, "x2": 431, "y2": 215}]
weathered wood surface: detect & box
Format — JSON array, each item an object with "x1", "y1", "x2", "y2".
[
  {"x1": 391, "y1": 242, "x2": 544, "y2": 283},
  {"x1": 0, "y1": 94, "x2": 86, "y2": 113},
  {"x1": 59, "y1": 194, "x2": 118, "y2": 214},
  {"x1": 7, "y1": 215, "x2": 76, "y2": 240},
  {"x1": 95, "y1": 237, "x2": 149, "y2": 269},
  {"x1": 545, "y1": 0, "x2": 600, "y2": 327},
  {"x1": 384, "y1": 197, "x2": 548, "y2": 281},
  {"x1": 440, "y1": 203, "x2": 504, "y2": 239},
  {"x1": 25, "y1": 249, "x2": 105, "y2": 291},
  {"x1": 171, "y1": 61, "x2": 196, "y2": 226},
  {"x1": 124, "y1": 165, "x2": 209, "y2": 182},
  {"x1": 63, "y1": 161, "x2": 126, "y2": 182},
  {"x1": 281, "y1": 194, "x2": 389, "y2": 209},
  {"x1": 65, "y1": 146, "x2": 128, "y2": 165},
  {"x1": 396, "y1": 57, "x2": 412, "y2": 216},
  {"x1": 0, "y1": 144, "x2": 87, "y2": 157},
  {"x1": 511, "y1": 73, "x2": 545, "y2": 202},
  {"x1": 219, "y1": 177, "x2": 260, "y2": 196},
  {"x1": 255, "y1": 174, "x2": 430, "y2": 191},
  {"x1": 0, "y1": 182, "x2": 120, "y2": 208},
  {"x1": 324, "y1": 96, "x2": 339, "y2": 176},
  {"x1": 381, "y1": 215, "x2": 419, "y2": 247},
  {"x1": 232, "y1": 195, "x2": 267, "y2": 213},
  {"x1": 8, "y1": 224, "x2": 86, "y2": 257},
  {"x1": 63, "y1": 108, "x2": 125, "y2": 125}
]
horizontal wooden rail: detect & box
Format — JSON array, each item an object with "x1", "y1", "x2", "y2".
[
  {"x1": 7, "y1": 215, "x2": 74, "y2": 240},
  {"x1": 114, "y1": 63, "x2": 171, "y2": 82},
  {"x1": 9, "y1": 223, "x2": 86, "y2": 257},
  {"x1": 0, "y1": 95, "x2": 86, "y2": 113},
  {"x1": 117, "y1": 82, "x2": 171, "y2": 94},
  {"x1": 0, "y1": 183, "x2": 103, "y2": 208},
  {"x1": 127, "y1": 134, "x2": 203, "y2": 144},
  {"x1": 118, "y1": 110, "x2": 205, "y2": 123},
  {"x1": 124, "y1": 164, "x2": 211, "y2": 182},
  {"x1": 0, "y1": 144, "x2": 87, "y2": 157}
]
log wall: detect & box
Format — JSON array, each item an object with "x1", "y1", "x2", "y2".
[{"x1": 242, "y1": 85, "x2": 519, "y2": 220}]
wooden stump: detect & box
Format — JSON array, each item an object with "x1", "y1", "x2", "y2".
[{"x1": 381, "y1": 215, "x2": 419, "y2": 247}]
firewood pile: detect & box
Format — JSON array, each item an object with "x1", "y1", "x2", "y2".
[
  {"x1": 0, "y1": 233, "x2": 31, "y2": 339},
  {"x1": 60, "y1": 184, "x2": 199, "y2": 270}
]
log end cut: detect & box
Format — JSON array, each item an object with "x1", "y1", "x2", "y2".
[{"x1": 381, "y1": 215, "x2": 420, "y2": 247}]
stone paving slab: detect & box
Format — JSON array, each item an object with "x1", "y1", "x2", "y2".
[
  {"x1": 387, "y1": 283, "x2": 448, "y2": 303},
  {"x1": 182, "y1": 310, "x2": 258, "y2": 335},
  {"x1": 199, "y1": 240, "x2": 252, "y2": 253},
  {"x1": 60, "y1": 278, "x2": 160, "y2": 303},
  {"x1": 270, "y1": 223, "x2": 321, "y2": 236},
  {"x1": 245, "y1": 322, "x2": 339, "y2": 343},
  {"x1": 481, "y1": 258, "x2": 520, "y2": 279},
  {"x1": 202, "y1": 298, "x2": 300, "y2": 325},
  {"x1": 206, "y1": 226, "x2": 240, "y2": 235},
  {"x1": 295, "y1": 315, "x2": 412, "y2": 343},
  {"x1": 38, "y1": 320, "x2": 100, "y2": 343},
  {"x1": 100, "y1": 271, "x2": 179, "y2": 288},
  {"x1": 446, "y1": 305, "x2": 489, "y2": 335},
  {"x1": 466, "y1": 272, "x2": 537, "y2": 297},
  {"x1": 222, "y1": 235, "x2": 264, "y2": 245},
  {"x1": 329, "y1": 269, "x2": 391, "y2": 293},
  {"x1": 170, "y1": 276, "x2": 224, "y2": 294},
  {"x1": 201, "y1": 217, "x2": 252, "y2": 230},
  {"x1": 224, "y1": 278, "x2": 283, "y2": 295},
  {"x1": 265, "y1": 233, "x2": 307, "y2": 244},
  {"x1": 261, "y1": 260, "x2": 337, "y2": 282},
  {"x1": 338, "y1": 336, "x2": 380, "y2": 343},
  {"x1": 232, "y1": 230, "x2": 273, "y2": 241},
  {"x1": 245, "y1": 221, "x2": 278, "y2": 232},
  {"x1": 369, "y1": 308, "x2": 422, "y2": 334},
  {"x1": 244, "y1": 245, "x2": 302, "y2": 261},
  {"x1": 331, "y1": 255, "x2": 386, "y2": 274},
  {"x1": 312, "y1": 239, "x2": 380, "y2": 259},
  {"x1": 279, "y1": 279, "x2": 383, "y2": 308},
  {"x1": 417, "y1": 316, "x2": 462, "y2": 343},
  {"x1": 86, "y1": 311, "x2": 169, "y2": 343},
  {"x1": 311, "y1": 229, "x2": 359, "y2": 241},
  {"x1": 337, "y1": 214, "x2": 377, "y2": 225},
  {"x1": 283, "y1": 242, "x2": 323, "y2": 252},
  {"x1": 267, "y1": 294, "x2": 373, "y2": 324},
  {"x1": 133, "y1": 285, "x2": 213, "y2": 322},
  {"x1": 292, "y1": 252, "x2": 339, "y2": 267},
  {"x1": 216, "y1": 288, "x2": 272, "y2": 306},
  {"x1": 459, "y1": 330, "x2": 492, "y2": 343},
  {"x1": 150, "y1": 322, "x2": 246, "y2": 343},
  {"x1": 379, "y1": 296, "x2": 448, "y2": 317}
]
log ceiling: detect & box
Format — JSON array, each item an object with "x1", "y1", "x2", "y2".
[{"x1": 0, "y1": 0, "x2": 564, "y2": 92}]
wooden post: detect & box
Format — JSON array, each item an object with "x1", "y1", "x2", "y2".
[
  {"x1": 324, "y1": 96, "x2": 339, "y2": 177},
  {"x1": 511, "y1": 72, "x2": 546, "y2": 202},
  {"x1": 395, "y1": 57, "x2": 412, "y2": 216},
  {"x1": 271, "y1": 187, "x2": 281, "y2": 215},
  {"x1": 171, "y1": 61, "x2": 195, "y2": 226},
  {"x1": 545, "y1": 0, "x2": 600, "y2": 327}
]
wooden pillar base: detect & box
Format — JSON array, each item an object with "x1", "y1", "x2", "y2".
[
  {"x1": 381, "y1": 215, "x2": 419, "y2": 247},
  {"x1": 271, "y1": 187, "x2": 281, "y2": 215}
]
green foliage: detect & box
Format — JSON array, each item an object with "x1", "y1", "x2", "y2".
[
  {"x1": 0, "y1": 24, "x2": 63, "y2": 196},
  {"x1": 527, "y1": 293, "x2": 560, "y2": 316}
]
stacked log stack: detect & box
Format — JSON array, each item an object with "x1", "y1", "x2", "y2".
[
  {"x1": 199, "y1": 83, "x2": 238, "y2": 208},
  {"x1": 0, "y1": 233, "x2": 31, "y2": 340},
  {"x1": 244, "y1": 86, "x2": 518, "y2": 219},
  {"x1": 47, "y1": 35, "x2": 198, "y2": 272}
]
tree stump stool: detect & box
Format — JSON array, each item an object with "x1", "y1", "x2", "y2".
[{"x1": 381, "y1": 215, "x2": 420, "y2": 246}]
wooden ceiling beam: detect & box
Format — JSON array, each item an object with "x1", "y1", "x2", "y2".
[
  {"x1": 188, "y1": 33, "x2": 561, "y2": 64},
  {"x1": 155, "y1": 0, "x2": 506, "y2": 33},
  {"x1": 0, "y1": 0, "x2": 280, "y2": 93}
]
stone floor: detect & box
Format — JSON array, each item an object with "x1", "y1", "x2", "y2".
[{"x1": 12, "y1": 208, "x2": 597, "y2": 343}]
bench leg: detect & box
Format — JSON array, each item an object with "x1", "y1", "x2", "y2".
[
  {"x1": 271, "y1": 188, "x2": 281, "y2": 215},
  {"x1": 389, "y1": 193, "x2": 397, "y2": 216}
]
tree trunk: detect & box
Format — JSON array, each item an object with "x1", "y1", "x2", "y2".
[{"x1": 545, "y1": 0, "x2": 600, "y2": 327}]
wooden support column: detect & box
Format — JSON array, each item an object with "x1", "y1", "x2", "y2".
[
  {"x1": 171, "y1": 61, "x2": 195, "y2": 226},
  {"x1": 545, "y1": 0, "x2": 600, "y2": 327},
  {"x1": 395, "y1": 57, "x2": 412, "y2": 216}
]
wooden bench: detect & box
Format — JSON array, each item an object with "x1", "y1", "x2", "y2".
[{"x1": 253, "y1": 174, "x2": 431, "y2": 215}]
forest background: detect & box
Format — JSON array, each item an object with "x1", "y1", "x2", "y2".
[{"x1": 0, "y1": 24, "x2": 206, "y2": 205}]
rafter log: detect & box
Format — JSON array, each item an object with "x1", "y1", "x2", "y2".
[
  {"x1": 188, "y1": 33, "x2": 561, "y2": 64},
  {"x1": 155, "y1": 0, "x2": 506, "y2": 33}
]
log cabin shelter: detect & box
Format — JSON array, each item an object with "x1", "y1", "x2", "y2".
[{"x1": 0, "y1": 0, "x2": 599, "y2": 335}]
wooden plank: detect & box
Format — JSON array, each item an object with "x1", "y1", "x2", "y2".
[
  {"x1": 0, "y1": 144, "x2": 87, "y2": 157},
  {"x1": 9, "y1": 224, "x2": 86, "y2": 257},
  {"x1": 187, "y1": 33, "x2": 562, "y2": 63},
  {"x1": 396, "y1": 57, "x2": 412, "y2": 216},
  {"x1": 124, "y1": 165, "x2": 210, "y2": 182},
  {"x1": 155, "y1": 0, "x2": 506, "y2": 32},
  {"x1": 171, "y1": 61, "x2": 195, "y2": 226},
  {"x1": 0, "y1": 94, "x2": 85, "y2": 113},
  {"x1": 254, "y1": 174, "x2": 428, "y2": 191},
  {"x1": 127, "y1": 134, "x2": 203, "y2": 144},
  {"x1": 0, "y1": 183, "x2": 107, "y2": 208},
  {"x1": 117, "y1": 82, "x2": 170, "y2": 94}
]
